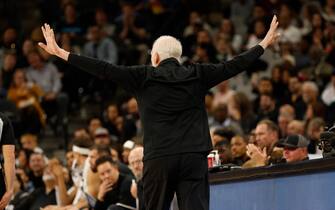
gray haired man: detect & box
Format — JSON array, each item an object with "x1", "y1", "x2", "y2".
[{"x1": 39, "y1": 15, "x2": 279, "y2": 210}]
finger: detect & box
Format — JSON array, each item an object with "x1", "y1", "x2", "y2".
[
  {"x1": 262, "y1": 147, "x2": 267, "y2": 154},
  {"x1": 50, "y1": 29, "x2": 56, "y2": 40},
  {"x1": 46, "y1": 24, "x2": 51, "y2": 37},
  {"x1": 105, "y1": 182, "x2": 114, "y2": 188},
  {"x1": 271, "y1": 15, "x2": 277, "y2": 26},
  {"x1": 38, "y1": 42, "x2": 47, "y2": 51},
  {"x1": 249, "y1": 144, "x2": 256, "y2": 150},
  {"x1": 44, "y1": 23, "x2": 49, "y2": 33},
  {"x1": 41, "y1": 26, "x2": 46, "y2": 38},
  {"x1": 105, "y1": 186, "x2": 113, "y2": 192}
]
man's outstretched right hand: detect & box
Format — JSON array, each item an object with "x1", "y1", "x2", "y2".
[{"x1": 39, "y1": 23, "x2": 70, "y2": 61}]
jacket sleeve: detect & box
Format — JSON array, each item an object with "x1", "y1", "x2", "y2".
[
  {"x1": 94, "y1": 198, "x2": 109, "y2": 210},
  {"x1": 198, "y1": 45, "x2": 264, "y2": 89},
  {"x1": 68, "y1": 54, "x2": 147, "y2": 92}
]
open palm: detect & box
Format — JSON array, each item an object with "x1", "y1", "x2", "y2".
[
  {"x1": 39, "y1": 24, "x2": 60, "y2": 55},
  {"x1": 259, "y1": 15, "x2": 280, "y2": 49}
]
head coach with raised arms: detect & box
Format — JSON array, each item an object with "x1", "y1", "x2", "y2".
[
  {"x1": 0, "y1": 113, "x2": 16, "y2": 210},
  {"x1": 39, "y1": 15, "x2": 279, "y2": 210}
]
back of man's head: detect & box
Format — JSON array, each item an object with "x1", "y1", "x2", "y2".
[{"x1": 151, "y1": 36, "x2": 182, "y2": 66}]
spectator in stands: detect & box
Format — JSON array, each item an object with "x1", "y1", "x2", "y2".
[
  {"x1": 16, "y1": 148, "x2": 33, "y2": 171},
  {"x1": 300, "y1": 81, "x2": 325, "y2": 120},
  {"x1": 88, "y1": 116, "x2": 103, "y2": 138},
  {"x1": 277, "y1": 104, "x2": 296, "y2": 138},
  {"x1": 288, "y1": 76, "x2": 305, "y2": 117},
  {"x1": 209, "y1": 104, "x2": 228, "y2": 129},
  {"x1": 256, "y1": 93, "x2": 278, "y2": 123},
  {"x1": 230, "y1": 0, "x2": 254, "y2": 36},
  {"x1": 95, "y1": 156, "x2": 136, "y2": 210},
  {"x1": 7, "y1": 69, "x2": 45, "y2": 133},
  {"x1": 300, "y1": 2, "x2": 320, "y2": 35},
  {"x1": 28, "y1": 152, "x2": 47, "y2": 189},
  {"x1": 71, "y1": 137, "x2": 93, "y2": 198},
  {"x1": 211, "y1": 127, "x2": 235, "y2": 147},
  {"x1": 51, "y1": 137, "x2": 93, "y2": 208},
  {"x1": 104, "y1": 104, "x2": 121, "y2": 140},
  {"x1": 192, "y1": 43, "x2": 218, "y2": 63},
  {"x1": 94, "y1": 127, "x2": 111, "y2": 146},
  {"x1": 322, "y1": 0, "x2": 335, "y2": 22},
  {"x1": 115, "y1": 2, "x2": 149, "y2": 65},
  {"x1": 246, "y1": 19, "x2": 267, "y2": 49},
  {"x1": 20, "y1": 133, "x2": 43, "y2": 153},
  {"x1": 0, "y1": 51, "x2": 17, "y2": 96},
  {"x1": 230, "y1": 135, "x2": 249, "y2": 166},
  {"x1": 321, "y1": 69, "x2": 335, "y2": 106},
  {"x1": 123, "y1": 97, "x2": 140, "y2": 140},
  {"x1": 271, "y1": 65, "x2": 290, "y2": 104},
  {"x1": 90, "y1": 145, "x2": 132, "y2": 177},
  {"x1": 6, "y1": 174, "x2": 29, "y2": 209},
  {"x1": 215, "y1": 19, "x2": 243, "y2": 53},
  {"x1": 277, "y1": 134, "x2": 310, "y2": 163},
  {"x1": 15, "y1": 164, "x2": 58, "y2": 210},
  {"x1": 183, "y1": 11, "x2": 212, "y2": 57},
  {"x1": 277, "y1": 3, "x2": 302, "y2": 44},
  {"x1": 212, "y1": 81, "x2": 235, "y2": 108},
  {"x1": 228, "y1": 92, "x2": 256, "y2": 133},
  {"x1": 0, "y1": 27, "x2": 19, "y2": 62},
  {"x1": 215, "y1": 37, "x2": 234, "y2": 62},
  {"x1": 57, "y1": 3, "x2": 85, "y2": 45},
  {"x1": 253, "y1": 77, "x2": 273, "y2": 112},
  {"x1": 287, "y1": 120, "x2": 305, "y2": 135},
  {"x1": 83, "y1": 25, "x2": 118, "y2": 64},
  {"x1": 306, "y1": 117, "x2": 325, "y2": 154},
  {"x1": 192, "y1": 29, "x2": 217, "y2": 62},
  {"x1": 122, "y1": 140, "x2": 135, "y2": 165},
  {"x1": 128, "y1": 146, "x2": 144, "y2": 210},
  {"x1": 214, "y1": 139, "x2": 232, "y2": 165},
  {"x1": 73, "y1": 127, "x2": 91, "y2": 140},
  {"x1": 95, "y1": 8, "x2": 116, "y2": 37},
  {"x1": 26, "y1": 49, "x2": 68, "y2": 129},
  {"x1": 243, "y1": 120, "x2": 281, "y2": 168},
  {"x1": 85, "y1": 145, "x2": 133, "y2": 208},
  {"x1": 183, "y1": 11, "x2": 212, "y2": 38},
  {"x1": 110, "y1": 145, "x2": 121, "y2": 162}
]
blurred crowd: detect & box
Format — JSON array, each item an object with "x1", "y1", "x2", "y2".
[{"x1": 1, "y1": 0, "x2": 335, "y2": 209}]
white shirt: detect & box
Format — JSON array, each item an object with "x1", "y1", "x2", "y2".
[
  {"x1": 321, "y1": 83, "x2": 335, "y2": 106},
  {"x1": 278, "y1": 25, "x2": 302, "y2": 44}
]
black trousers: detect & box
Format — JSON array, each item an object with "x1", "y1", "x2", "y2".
[{"x1": 143, "y1": 153, "x2": 209, "y2": 210}]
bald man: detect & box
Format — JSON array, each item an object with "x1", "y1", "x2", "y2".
[{"x1": 39, "y1": 15, "x2": 279, "y2": 210}]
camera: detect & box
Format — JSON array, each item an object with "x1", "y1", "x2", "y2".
[{"x1": 319, "y1": 124, "x2": 335, "y2": 158}]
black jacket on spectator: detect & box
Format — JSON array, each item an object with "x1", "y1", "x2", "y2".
[
  {"x1": 94, "y1": 173, "x2": 136, "y2": 210},
  {"x1": 68, "y1": 45, "x2": 264, "y2": 161},
  {"x1": 14, "y1": 187, "x2": 57, "y2": 210},
  {"x1": 28, "y1": 171, "x2": 45, "y2": 189}
]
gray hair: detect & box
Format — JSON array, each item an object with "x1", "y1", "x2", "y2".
[
  {"x1": 151, "y1": 35, "x2": 182, "y2": 62},
  {"x1": 302, "y1": 81, "x2": 319, "y2": 94}
]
